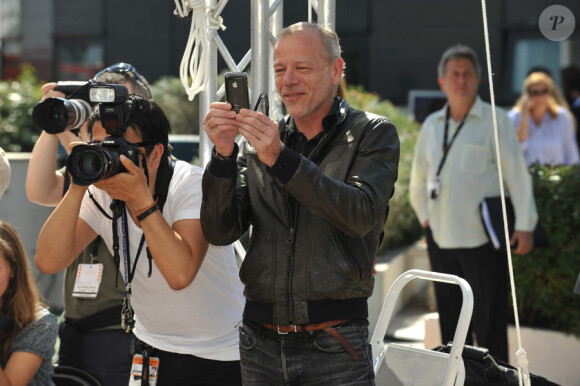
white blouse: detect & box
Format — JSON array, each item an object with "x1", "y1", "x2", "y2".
[{"x1": 508, "y1": 107, "x2": 580, "y2": 166}]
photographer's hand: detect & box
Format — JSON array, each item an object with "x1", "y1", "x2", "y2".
[
  {"x1": 40, "y1": 82, "x2": 66, "y2": 101},
  {"x1": 94, "y1": 154, "x2": 153, "y2": 212},
  {"x1": 203, "y1": 102, "x2": 239, "y2": 158},
  {"x1": 236, "y1": 108, "x2": 281, "y2": 167}
]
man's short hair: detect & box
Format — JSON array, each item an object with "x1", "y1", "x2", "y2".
[
  {"x1": 437, "y1": 44, "x2": 482, "y2": 78},
  {"x1": 277, "y1": 22, "x2": 343, "y2": 66},
  {"x1": 88, "y1": 95, "x2": 170, "y2": 159}
]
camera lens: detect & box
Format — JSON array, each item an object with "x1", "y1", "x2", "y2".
[
  {"x1": 66, "y1": 144, "x2": 120, "y2": 186},
  {"x1": 32, "y1": 97, "x2": 91, "y2": 134},
  {"x1": 78, "y1": 150, "x2": 105, "y2": 178}
]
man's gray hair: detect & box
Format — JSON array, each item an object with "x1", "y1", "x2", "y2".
[
  {"x1": 277, "y1": 22, "x2": 342, "y2": 64},
  {"x1": 437, "y1": 44, "x2": 482, "y2": 78}
]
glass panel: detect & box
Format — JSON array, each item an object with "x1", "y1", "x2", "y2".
[
  {"x1": 55, "y1": 40, "x2": 104, "y2": 81},
  {"x1": 511, "y1": 39, "x2": 561, "y2": 94}
]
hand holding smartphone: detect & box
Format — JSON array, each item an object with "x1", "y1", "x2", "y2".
[{"x1": 224, "y1": 72, "x2": 250, "y2": 113}]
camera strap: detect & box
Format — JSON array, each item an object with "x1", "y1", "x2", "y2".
[{"x1": 119, "y1": 208, "x2": 137, "y2": 333}]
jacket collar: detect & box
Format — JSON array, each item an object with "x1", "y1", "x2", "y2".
[{"x1": 283, "y1": 97, "x2": 350, "y2": 139}]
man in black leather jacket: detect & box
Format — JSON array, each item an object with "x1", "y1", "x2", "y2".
[{"x1": 201, "y1": 22, "x2": 399, "y2": 385}]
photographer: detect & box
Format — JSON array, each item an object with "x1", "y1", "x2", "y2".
[
  {"x1": 26, "y1": 64, "x2": 152, "y2": 385},
  {"x1": 35, "y1": 95, "x2": 244, "y2": 385}
]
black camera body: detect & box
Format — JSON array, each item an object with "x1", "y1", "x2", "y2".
[
  {"x1": 66, "y1": 136, "x2": 140, "y2": 186},
  {"x1": 65, "y1": 83, "x2": 139, "y2": 186}
]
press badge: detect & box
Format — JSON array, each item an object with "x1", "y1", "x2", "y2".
[
  {"x1": 428, "y1": 178, "x2": 441, "y2": 200},
  {"x1": 72, "y1": 264, "x2": 103, "y2": 299},
  {"x1": 129, "y1": 354, "x2": 159, "y2": 386}
]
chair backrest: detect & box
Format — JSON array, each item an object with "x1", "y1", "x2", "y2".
[
  {"x1": 52, "y1": 365, "x2": 102, "y2": 386},
  {"x1": 375, "y1": 343, "x2": 465, "y2": 386},
  {"x1": 371, "y1": 269, "x2": 474, "y2": 386}
]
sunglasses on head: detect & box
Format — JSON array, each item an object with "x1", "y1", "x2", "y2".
[
  {"x1": 93, "y1": 62, "x2": 147, "y2": 87},
  {"x1": 528, "y1": 88, "x2": 549, "y2": 96}
]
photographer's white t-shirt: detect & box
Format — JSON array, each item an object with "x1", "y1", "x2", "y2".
[{"x1": 80, "y1": 160, "x2": 245, "y2": 360}]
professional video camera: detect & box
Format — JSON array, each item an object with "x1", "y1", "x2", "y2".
[
  {"x1": 32, "y1": 81, "x2": 97, "y2": 134},
  {"x1": 65, "y1": 83, "x2": 141, "y2": 186}
]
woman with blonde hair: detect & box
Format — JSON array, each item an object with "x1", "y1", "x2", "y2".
[
  {"x1": 508, "y1": 71, "x2": 579, "y2": 165},
  {"x1": 0, "y1": 220, "x2": 57, "y2": 385}
]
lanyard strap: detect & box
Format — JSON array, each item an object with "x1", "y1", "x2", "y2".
[
  {"x1": 120, "y1": 209, "x2": 150, "y2": 290},
  {"x1": 435, "y1": 106, "x2": 470, "y2": 178},
  {"x1": 121, "y1": 209, "x2": 131, "y2": 296}
]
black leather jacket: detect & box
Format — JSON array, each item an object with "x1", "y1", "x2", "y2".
[{"x1": 201, "y1": 99, "x2": 400, "y2": 324}]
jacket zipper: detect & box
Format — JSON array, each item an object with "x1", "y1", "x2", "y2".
[{"x1": 283, "y1": 106, "x2": 344, "y2": 322}]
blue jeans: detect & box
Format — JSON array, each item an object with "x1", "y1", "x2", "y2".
[{"x1": 239, "y1": 320, "x2": 375, "y2": 385}]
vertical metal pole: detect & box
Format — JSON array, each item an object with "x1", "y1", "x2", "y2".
[
  {"x1": 317, "y1": 0, "x2": 336, "y2": 30},
  {"x1": 251, "y1": 0, "x2": 269, "y2": 106},
  {"x1": 199, "y1": 0, "x2": 218, "y2": 168},
  {"x1": 269, "y1": 0, "x2": 283, "y2": 120}
]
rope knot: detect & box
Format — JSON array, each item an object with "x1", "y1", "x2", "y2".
[
  {"x1": 207, "y1": 13, "x2": 226, "y2": 31},
  {"x1": 515, "y1": 348, "x2": 529, "y2": 367}
]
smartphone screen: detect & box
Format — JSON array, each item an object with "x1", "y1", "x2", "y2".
[{"x1": 224, "y1": 72, "x2": 250, "y2": 113}]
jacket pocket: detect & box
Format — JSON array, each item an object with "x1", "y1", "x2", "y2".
[
  {"x1": 239, "y1": 227, "x2": 277, "y2": 301},
  {"x1": 308, "y1": 229, "x2": 362, "y2": 297}
]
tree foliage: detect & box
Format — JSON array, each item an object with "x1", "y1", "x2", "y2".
[{"x1": 0, "y1": 64, "x2": 43, "y2": 152}]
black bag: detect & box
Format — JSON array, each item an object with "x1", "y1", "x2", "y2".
[
  {"x1": 479, "y1": 196, "x2": 549, "y2": 251},
  {"x1": 433, "y1": 344, "x2": 560, "y2": 385}
]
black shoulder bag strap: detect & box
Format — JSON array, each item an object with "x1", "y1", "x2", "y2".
[{"x1": 142, "y1": 154, "x2": 176, "y2": 277}]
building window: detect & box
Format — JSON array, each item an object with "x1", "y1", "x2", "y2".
[
  {"x1": 55, "y1": 40, "x2": 104, "y2": 81},
  {"x1": 511, "y1": 38, "x2": 563, "y2": 95}
]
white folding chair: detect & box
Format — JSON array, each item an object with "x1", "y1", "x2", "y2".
[{"x1": 371, "y1": 269, "x2": 474, "y2": 386}]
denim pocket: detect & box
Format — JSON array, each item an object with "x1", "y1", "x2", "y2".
[
  {"x1": 312, "y1": 323, "x2": 368, "y2": 356},
  {"x1": 238, "y1": 322, "x2": 258, "y2": 352}
]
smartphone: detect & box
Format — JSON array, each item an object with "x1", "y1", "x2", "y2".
[{"x1": 224, "y1": 72, "x2": 250, "y2": 113}]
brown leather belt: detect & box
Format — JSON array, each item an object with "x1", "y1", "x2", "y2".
[
  {"x1": 261, "y1": 319, "x2": 359, "y2": 362},
  {"x1": 262, "y1": 319, "x2": 347, "y2": 333}
]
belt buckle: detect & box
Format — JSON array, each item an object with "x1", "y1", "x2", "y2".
[{"x1": 276, "y1": 325, "x2": 298, "y2": 334}]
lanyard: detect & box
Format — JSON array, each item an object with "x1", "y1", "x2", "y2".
[
  {"x1": 121, "y1": 209, "x2": 131, "y2": 296},
  {"x1": 121, "y1": 209, "x2": 149, "y2": 291},
  {"x1": 119, "y1": 208, "x2": 148, "y2": 333},
  {"x1": 435, "y1": 106, "x2": 470, "y2": 178}
]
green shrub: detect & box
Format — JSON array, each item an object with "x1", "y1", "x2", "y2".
[
  {"x1": 0, "y1": 64, "x2": 43, "y2": 152},
  {"x1": 150, "y1": 76, "x2": 200, "y2": 135},
  {"x1": 511, "y1": 164, "x2": 580, "y2": 336},
  {"x1": 344, "y1": 85, "x2": 423, "y2": 252}
]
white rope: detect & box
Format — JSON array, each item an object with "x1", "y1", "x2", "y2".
[
  {"x1": 174, "y1": 0, "x2": 226, "y2": 101},
  {"x1": 480, "y1": 1, "x2": 530, "y2": 386}
]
